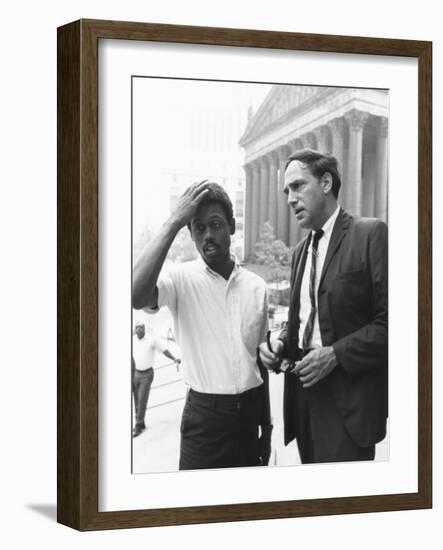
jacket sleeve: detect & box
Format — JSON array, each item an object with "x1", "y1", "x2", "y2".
[{"x1": 332, "y1": 220, "x2": 388, "y2": 377}]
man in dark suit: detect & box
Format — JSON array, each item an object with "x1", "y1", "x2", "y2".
[{"x1": 259, "y1": 149, "x2": 388, "y2": 463}]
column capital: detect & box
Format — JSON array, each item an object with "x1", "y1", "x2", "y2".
[
  {"x1": 328, "y1": 116, "x2": 346, "y2": 135},
  {"x1": 267, "y1": 150, "x2": 279, "y2": 166},
  {"x1": 345, "y1": 109, "x2": 370, "y2": 132},
  {"x1": 243, "y1": 163, "x2": 252, "y2": 176},
  {"x1": 276, "y1": 144, "x2": 291, "y2": 162},
  {"x1": 313, "y1": 125, "x2": 329, "y2": 139},
  {"x1": 377, "y1": 116, "x2": 389, "y2": 138},
  {"x1": 287, "y1": 138, "x2": 303, "y2": 153},
  {"x1": 300, "y1": 132, "x2": 316, "y2": 149},
  {"x1": 249, "y1": 159, "x2": 261, "y2": 175},
  {"x1": 313, "y1": 125, "x2": 331, "y2": 152},
  {"x1": 257, "y1": 155, "x2": 269, "y2": 168}
]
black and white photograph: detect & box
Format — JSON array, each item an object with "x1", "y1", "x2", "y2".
[
  {"x1": 2, "y1": 0, "x2": 439, "y2": 542},
  {"x1": 131, "y1": 77, "x2": 389, "y2": 474}
]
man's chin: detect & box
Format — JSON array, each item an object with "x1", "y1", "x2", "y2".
[
  {"x1": 201, "y1": 248, "x2": 230, "y2": 267},
  {"x1": 201, "y1": 251, "x2": 219, "y2": 265},
  {"x1": 296, "y1": 215, "x2": 311, "y2": 229}
]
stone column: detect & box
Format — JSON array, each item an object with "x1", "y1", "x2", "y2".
[
  {"x1": 258, "y1": 156, "x2": 270, "y2": 242},
  {"x1": 301, "y1": 132, "x2": 317, "y2": 149},
  {"x1": 374, "y1": 116, "x2": 389, "y2": 222},
  {"x1": 361, "y1": 150, "x2": 376, "y2": 217},
  {"x1": 329, "y1": 117, "x2": 346, "y2": 182},
  {"x1": 287, "y1": 143, "x2": 302, "y2": 248},
  {"x1": 289, "y1": 205, "x2": 301, "y2": 248},
  {"x1": 267, "y1": 152, "x2": 279, "y2": 237},
  {"x1": 243, "y1": 164, "x2": 253, "y2": 261},
  {"x1": 313, "y1": 125, "x2": 330, "y2": 152},
  {"x1": 277, "y1": 146, "x2": 290, "y2": 245},
  {"x1": 345, "y1": 109, "x2": 369, "y2": 215},
  {"x1": 250, "y1": 161, "x2": 260, "y2": 258}
]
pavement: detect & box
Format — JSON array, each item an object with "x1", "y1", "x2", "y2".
[{"x1": 132, "y1": 306, "x2": 388, "y2": 473}]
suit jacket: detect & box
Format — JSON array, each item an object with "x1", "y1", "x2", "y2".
[{"x1": 281, "y1": 208, "x2": 388, "y2": 448}]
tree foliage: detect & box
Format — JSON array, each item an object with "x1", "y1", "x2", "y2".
[
  {"x1": 167, "y1": 227, "x2": 198, "y2": 262},
  {"x1": 254, "y1": 222, "x2": 291, "y2": 283}
]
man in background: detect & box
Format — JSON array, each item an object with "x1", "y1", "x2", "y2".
[{"x1": 132, "y1": 320, "x2": 180, "y2": 437}]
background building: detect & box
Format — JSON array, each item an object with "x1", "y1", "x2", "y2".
[{"x1": 240, "y1": 85, "x2": 389, "y2": 259}]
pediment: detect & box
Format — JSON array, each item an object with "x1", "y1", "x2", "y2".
[{"x1": 239, "y1": 85, "x2": 336, "y2": 146}]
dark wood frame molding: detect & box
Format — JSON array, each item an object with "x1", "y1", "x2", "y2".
[{"x1": 57, "y1": 19, "x2": 432, "y2": 531}]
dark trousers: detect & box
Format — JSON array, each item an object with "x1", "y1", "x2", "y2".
[
  {"x1": 293, "y1": 376, "x2": 375, "y2": 463},
  {"x1": 179, "y1": 385, "x2": 263, "y2": 470},
  {"x1": 133, "y1": 368, "x2": 154, "y2": 429}
]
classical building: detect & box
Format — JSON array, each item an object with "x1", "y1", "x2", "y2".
[{"x1": 239, "y1": 85, "x2": 389, "y2": 259}]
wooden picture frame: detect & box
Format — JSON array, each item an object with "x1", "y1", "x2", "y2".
[{"x1": 57, "y1": 18, "x2": 432, "y2": 530}]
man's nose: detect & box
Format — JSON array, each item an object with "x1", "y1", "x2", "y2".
[
  {"x1": 287, "y1": 189, "x2": 298, "y2": 205},
  {"x1": 203, "y1": 226, "x2": 213, "y2": 240}
]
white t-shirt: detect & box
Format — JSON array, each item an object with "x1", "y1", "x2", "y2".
[
  {"x1": 133, "y1": 333, "x2": 166, "y2": 371},
  {"x1": 145, "y1": 258, "x2": 268, "y2": 394}
]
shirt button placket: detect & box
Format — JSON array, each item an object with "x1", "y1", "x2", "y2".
[{"x1": 226, "y1": 284, "x2": 240, "y2": 394}]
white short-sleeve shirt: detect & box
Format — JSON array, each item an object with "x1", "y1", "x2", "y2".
[
  {"x1": 133, "y1": 333, "x2": 166, "y2": 371},
  {"x1": 144, "y1": 258, "x2": 268, "y2": 394}
]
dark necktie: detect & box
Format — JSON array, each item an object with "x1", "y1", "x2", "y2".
[{"x1": 302, "y1": 229, "x2": 324, "y2": 350}]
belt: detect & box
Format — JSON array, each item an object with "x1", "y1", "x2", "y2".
[{"x1": 188, "y1": 385, "x2": 262, "y2": 410}]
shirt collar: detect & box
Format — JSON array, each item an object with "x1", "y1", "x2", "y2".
[
  {"x1": 196, "y1": 253, "x2": 240, "y2": 280},
  {"x1": 311, "y1": 205, "x2": 340, "y2": 243}
]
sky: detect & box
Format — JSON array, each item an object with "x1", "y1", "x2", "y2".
[{"x1": 132, "y1": 78, "x2": 272, "y2": 237}]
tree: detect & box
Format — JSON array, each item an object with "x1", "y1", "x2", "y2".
[
  {"x1": 254, "y1": 222, "x2": 291, "y2": 283},
  {"x1": 167, "y1": 227, "x2": 198, "y2": 262}
]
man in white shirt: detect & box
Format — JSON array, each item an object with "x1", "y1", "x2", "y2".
[
  {"x1": 132, "y1": 320, "x2": 180, "y2": 437},
  {"x1": 259, "y1": 149, "x2": 388, "y2": 464},
  {"x1": 133, "y1": 182, "x2": 271, "y2": 469}
]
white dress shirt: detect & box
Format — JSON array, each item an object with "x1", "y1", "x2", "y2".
[
  {"x1": 299, "y1": 206, "x2": 340, "y2": 348},
  {"x1": 133, "y1": 333, "x2": 166, "y2": 371},
  {"x1": 144, "y1": 257, "x2": 268, "y2": 394}
]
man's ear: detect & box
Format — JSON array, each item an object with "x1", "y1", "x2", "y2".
[
  {"x1": 230, "y1": 217, "x2": 236, "y2": 235},
  {"x1": 321, "y1": 172, "x2": 333, "y2": 195}
]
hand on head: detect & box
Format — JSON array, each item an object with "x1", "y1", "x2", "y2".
[{"x1": 171, "y1": 180, "x2": 210, "y2": 228}]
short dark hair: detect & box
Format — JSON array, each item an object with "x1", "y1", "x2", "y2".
[
  {"x1": 285, "y1": 149, "x2": 342, "y2": 198},
  {"x1": 187, "y1": 182, "x2": 234, "y2": 229}
]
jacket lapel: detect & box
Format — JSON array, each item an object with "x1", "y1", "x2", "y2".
[
  {"x1": 293, "y1": 233, "x2": 311, "y2": 301},
  {"x1": 286, "y1": 234, "x2": 311, "y2": 352},
  {"x1": 319, "y1": 208, "x2": 350, "y2": 287}
]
